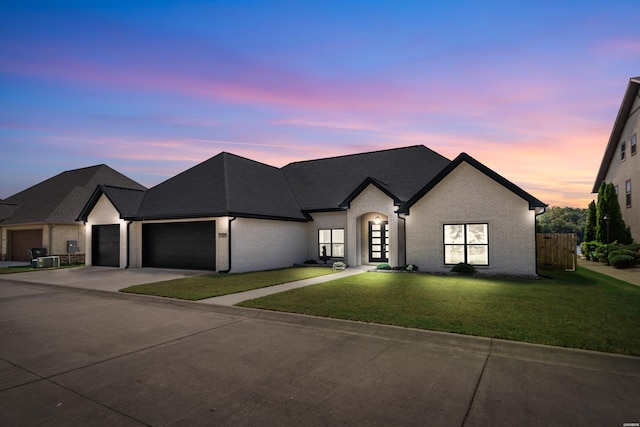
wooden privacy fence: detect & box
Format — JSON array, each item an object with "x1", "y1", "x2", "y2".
[{"x1": 536, "y1": 233, "x2": 577, "y2": 271}]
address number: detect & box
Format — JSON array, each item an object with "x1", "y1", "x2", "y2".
[{"x1": 218, "y1": 233, "x2": 228, "y2": 238}]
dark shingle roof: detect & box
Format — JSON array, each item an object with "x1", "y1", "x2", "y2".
[
  {"x1": 592, "y1": 76, "x2": 640, "y2": 193},
  {"x1": 282, "y1": 145, "x2": 451, "y2": 211},
  {"x1": 398, "y1": 153, "x2": 548, "y2": 214},
  {"x1": 134, "y1": 152, "x2": 307, "y2": 221},
  {"x1": 2, "y1": 165, "x2": 146, "y2": 225}
]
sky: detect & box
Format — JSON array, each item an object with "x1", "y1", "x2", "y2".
[{"x1": 1, "y1": 1, "x2": 639, "y2": 207}]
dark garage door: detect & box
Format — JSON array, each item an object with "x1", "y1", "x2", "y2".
[
  {"x1": 10, "y1": 229, "x2": 43, "y2": 262},
  {"x1": 142, "y1": 221, "x2": 216, "y2": 270},
  {"x1": 92, "y1": 224, "x2": 120, "y2": 267}
]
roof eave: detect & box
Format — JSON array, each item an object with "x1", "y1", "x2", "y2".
[{"x1": 592, "y1": 77, "x2": 640, "y2": 193}]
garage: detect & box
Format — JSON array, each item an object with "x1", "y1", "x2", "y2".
[
  {"x1": 10, "y1": 229, "x2": 43, "y2": 262},
  {"x1": 92, "y1": 224, "x2": 120, "y2": 267},
  {"x1": 142, "y1": 221, "x2": 216, "y2": 270}
]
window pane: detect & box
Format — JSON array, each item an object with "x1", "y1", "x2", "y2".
[
  {"x1": 445, "y1": 245, "x2": 465, "y2": 264},
  {"x1": 444, "y1": 225, "x2": 464, "y2": 244},
  {"x1": 332, "y1": 229, "x2": 344, "y2": 243},
  {"x1": 319, "y1": 229, "x2": 331, "y2": 244},
  {"x1": 319, "y1": 244, "x2": 329, "y2": 257},
  {"x1": 467, "y1": 224, "x2": 488, "y2": 244},
  {"x1": 467, "y1": 245, "x2": 488, "y2": 265},
  {"x1": 332, "y1": 244, "x2": 344, "y2": 257}
]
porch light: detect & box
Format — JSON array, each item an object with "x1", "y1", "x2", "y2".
[{"x1": 374, "y1": 215, "x2": 381, "y2": 225}]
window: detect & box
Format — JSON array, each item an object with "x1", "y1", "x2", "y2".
[
  {"x1": 319, "y1": 228, "x2": 345, "y2": 258},
  {"x1": 621, "y1": 141, "x2": 626, "y2": 161},
  {"x1": 632, "y1": 133, "x2": 637, "y2": 156},
  {"x1": 444, "y1": 223, "x2": 489, "y2": 265},
  {"x1": 626, "y1": 180, "x2": 632, "y2": 208}
]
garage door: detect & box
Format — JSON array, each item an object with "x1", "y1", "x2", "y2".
[
  {"x1": 142, "y1": 221, "x2": 216, "y2": 270},
  {"x1": 10, "y1": 229, "x2": 43, "y2": 262},
  {"x1": 92, "y1": 224, "x2": 120, "y2": 267}
]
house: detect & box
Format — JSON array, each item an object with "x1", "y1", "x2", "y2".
[
  {"x1": 0, "y1": 165, "x2": 146, "y2": 263},
  {"x1": 78, "y1": 145, "x2": 547, "y2": 275},
  {"x1": 593, "y1": 76, "x2": 640, "y2": 241}
]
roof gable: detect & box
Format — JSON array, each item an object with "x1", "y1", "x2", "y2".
[
  {"x1": 77, "y1": 185, "x2": 146, "y2": 221},
  {"x1": 593, "y1": 76, "x2": 640, "y2": 192},
  {"x1": 339, "y1": 177, "x2": 403, "y2": 209},
  {"x1": 2, "y1": 165, "x2": 146, "y2": 225},
  {"x1": 398, "y1": 153, "x2": 547, "y2": 214},
  {"x1": 135, "y1": 152, "x2": 307, "y2": 221},
  {"x1": 282, "y1": 145, "x2": 450, "y2": 211}
]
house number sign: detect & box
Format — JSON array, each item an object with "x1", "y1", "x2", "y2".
[{"x1": 218, "y1": 233, "x2": 228, "y2": 238}]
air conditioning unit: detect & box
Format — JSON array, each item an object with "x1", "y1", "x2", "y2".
[{"x1": 37, "y1": 256, "x2": 60, "y2": 268}]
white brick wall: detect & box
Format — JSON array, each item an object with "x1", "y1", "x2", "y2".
[{"x1": 406, "y1": 162, "x2": 537, "y2": 275}]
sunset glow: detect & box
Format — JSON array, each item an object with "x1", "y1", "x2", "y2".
[{"x1": 1, "y1": 1, "x2": 639, "y2": 207}]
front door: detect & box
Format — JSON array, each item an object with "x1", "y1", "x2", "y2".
[{"x1": 369, "y1": 221, "x2": 389, "y2": 263}]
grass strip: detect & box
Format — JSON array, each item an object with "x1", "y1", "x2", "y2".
[
  {"x1": 120, "y1": 267, "x2": 337, "y2": 300},
  {"x1": 238, "y1": 268, "x2": 640, "y2": 355}
]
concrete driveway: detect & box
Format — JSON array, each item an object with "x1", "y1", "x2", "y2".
[
  {"x1": 2, "y1": 265, "x2": 210, "y2": 292},
  {"x1": 1, "y1": 274, "x2": 639, "y2": 426}
]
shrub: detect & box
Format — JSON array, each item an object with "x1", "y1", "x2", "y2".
[
  {"x1": 376, "y1": 263, "x2": 391, "y2": 270},
  {"x1": 405, "y1": 264, "x2": 418, "y2": 271},
  {"x1": 332, "y1": 261, "x2": 346, "y2": 270},
  {"x1": 451, "y1": 263, "x2": 477, "y2": 275},
  {"x1": 593, "y1": 244, "x2": 609, "y2": 264},
  {"x1": 609, "y1": 254, "x2": 636, "y2": 269},
  {"x1": 303, "y1": 259, "x2": 318, "y2": 264}
]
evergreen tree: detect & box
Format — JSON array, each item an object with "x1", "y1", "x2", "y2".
[
  {"x1": 595, "y1": 182, "x2": 632, "y2": 244},
  {"x1": 584, "y1": 200, "x2": 596, "y2": 242}
]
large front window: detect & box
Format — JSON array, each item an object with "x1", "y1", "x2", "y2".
[
  {"x1": 444, "y1": 223, "x2": 489, "y2": 265},
  {"x1": 319, "y1": 228, "x2": 345, "y2": 258}
]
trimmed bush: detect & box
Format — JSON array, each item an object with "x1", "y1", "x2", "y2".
[
  {"x1": 405, "y1": 264, "x2": 418, "y2": 271},
  {"x1": 609, "y1": 254, "x2": 636, "y2": 269},
  {"x1": 451, "y1": 262, "x2": 477, "y2": 275},
  {"x1": 376, "y1": 263, "x2": 391, "y2": 270},
  {"x1": 303, "y1": 259, "x2": 318, "y2": 264}
]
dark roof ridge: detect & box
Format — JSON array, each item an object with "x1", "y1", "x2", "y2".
[
  {"x1": 99, "y1": 184, "x2": 146, "y2": 193},
  {"x1": 282, "y1": 145, "x2": 428, "y2": 167}
]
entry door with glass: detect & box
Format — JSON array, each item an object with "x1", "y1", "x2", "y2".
[{"x1": 369, "y1": 221, "x2": 389, "y2": 263}]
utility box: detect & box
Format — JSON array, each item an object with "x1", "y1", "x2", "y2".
[
  {"x1": 67, "y1": 240, "x2": 79, "y2": 253},
  {"x1": 37, "y1": 256, "x2": 60, "y2": 268}
]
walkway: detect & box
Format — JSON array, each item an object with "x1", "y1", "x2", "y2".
[
  {"x1": 200, "y1": 266, "x2": 369, "y2": 306},
  {"x1": 578, "y1": 258, "x2": 640, "y2": 286}
]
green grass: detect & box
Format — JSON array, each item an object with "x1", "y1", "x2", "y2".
[
  {"x1": 120, "y1": 267, "x2": 337, "y2": 300},
  {"x1": 239, "y1": 269, "x2": 640, "y2": 355}
]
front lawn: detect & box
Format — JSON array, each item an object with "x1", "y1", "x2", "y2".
[
  {"x1": 238, "y1": 269, "x2": 640, "y2": 355},
  {"x1": 120, "y1": 267, "x2": 337, "y2": 300}
]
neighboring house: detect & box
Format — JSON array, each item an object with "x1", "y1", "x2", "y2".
[
  {"x1": 78, "y1": 145, "x2": 547, "y2": 275},
  {"x1": 593, "y1": 76, "x2": 640, "y2": 241},
  {"x1": 0, "y1": 165, "x2": 146, "y2": 263}
]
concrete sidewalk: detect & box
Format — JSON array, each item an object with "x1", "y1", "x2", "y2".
[
  {"x1": 200, "y1": 266, "x2": 368, "y2": 306},
  {"x1": 578, "y1": 258, "x2": 640, "y2": 286}
]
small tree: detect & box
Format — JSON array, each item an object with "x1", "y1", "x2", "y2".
[
  {"x1": 584, "y1": 200, "x2": 596, "y2": 242},
  {"x1": 595, "y1": 182, "x2": 632, "y2": 244}
]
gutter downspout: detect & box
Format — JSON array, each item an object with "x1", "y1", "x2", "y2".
[
  {"x1": 219, "y1": 216, "x2": 236, "y2": 274},
  {"x1": 534, "y1": 207, "x2": 547, "y2": 276}
]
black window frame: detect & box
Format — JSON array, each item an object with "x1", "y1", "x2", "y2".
[
  {"x1": 318, "y1": 228, "x2": 345, "y2": 258},
  {"x1": 443, "y1": 223, "x2": 489, "y2": 266},
  {"x1": 626, "y1": 179, "x2": 632, "y2": 208}
]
